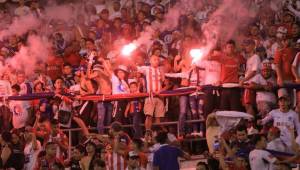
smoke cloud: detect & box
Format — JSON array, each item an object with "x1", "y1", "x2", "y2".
[
  {"x1": 0, "y1": 14, "x2": 40, "y2": 40},
  {"x1": 0, "y1": 2, "x2": 79, "y2": 74},
  {"x1": 202, "y1": 0, "x2": 256, "y2": 45},
  {"x1": 6, "y1": 35, "x2": 50, "y2": 74},
  {"x1": 135, "y1": 0, "x2": 258, "y2": 58}
]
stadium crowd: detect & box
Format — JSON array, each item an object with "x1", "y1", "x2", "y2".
[{"x1": 0, "y1": 0, "x2": 299, "y2": 169}]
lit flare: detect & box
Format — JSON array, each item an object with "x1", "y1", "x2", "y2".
[
  {"x1": 190, "y1": 48, "x2": 204, "y2": 64},
  {"x1": 121, "y1": 43, "x2": 137, "y2": 56}
]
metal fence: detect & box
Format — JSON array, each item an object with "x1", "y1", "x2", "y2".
[{"x1": 62, "y1": 119, "x2": 205, "y2": 158}]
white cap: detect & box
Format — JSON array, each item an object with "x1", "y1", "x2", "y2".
[
  {"x1": 276, "y1": 26, "x2": 288, "y2": 38},
  {"x1": 128, "y1": 79, "x2": 137, "y2": 84},
  {"x1": 92, "y1": 64, "x2": 103, "y2": 71},
  {"x1": 128, "y1": 151, "x2": 139, "y2": 158},
  {"x1": 277, "y1": 26, "x2": 288, "y2": 34},
  {"x1": 115, "y1": 65, "x2": 129, "y2": 73},
  {"x1": 278, "y1": 88, "x2": 289, "y2": 99}
]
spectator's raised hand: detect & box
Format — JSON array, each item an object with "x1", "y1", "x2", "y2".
[
  {"x1": 88, "y1": 51, "x2": 97, "y2": 64},
  {"x1": 277, "y1": 77, "x2": 284, "y2": 87},
  {"x1": 174, "y1": 55, "x2": 181, "y2": 62}
]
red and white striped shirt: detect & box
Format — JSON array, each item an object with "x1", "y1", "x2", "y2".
[
  {"x1": 137, "y1": 66, "x2": 163, "y2": 93},
  {"x1": 106, "y1": 151, "x2": 127, "y2": 170}
]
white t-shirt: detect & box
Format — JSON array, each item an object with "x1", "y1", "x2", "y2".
[
  {"x1": 95, "y1": 4, "x2": 106, "y2": 14},
  {"x1": 195, "y1": 9, "x2": 209, "y2": 23},
  {"x1": 14, "y1": 6, "x2": 31, "y2": 16},
  {"x1": 245, "y1": 54, "x2": 261, "y2": 79},
  {"x1": 69, "y1": 84, "x2": 80, "y2": 94},
  {"x1": 249, "y1": 149, "x2": 277, "y2": 170},
  {"x1": 137, "y1": 66, "x2": 163, "y2": 93},
  {"x1": 109, "y1": 11, "x2": 121, "y2": 20},
  {"x1": 198, "y1": 60, "x2": 221, "y2": 85},
  {"x1": 267, "y1": 138, "x2": 290, "y2": 153},
  {"x1": 270, "y1": 42, "x2": 279, "y2": 58},
  {"x1": 111, "y1": 74, "x2": 129, "y2": 94},
  {"x1": 262, "y1": 109, "x2": 300, "y2": 146},
  {"x1": 165, "y1": 69, "x2": 205, "y2": 87},
  {"x1": 24, "y1": 140, "x2": 42, "y2": 170},
  {"x1": 250, "y1": 74, "x2": 277, "y2": 103},
  {"x1": 9, "y1": 100, "x2": 30, "y2": 129},
  {"x1": 0, "y1": 80, "x2": 12, "y2": 106},
  {"x1": 0, "y1": 80, "x2": 12, "y2": 97},
  {"x1": 292, "y1": 52, "x2": 300, "y2": 76}
]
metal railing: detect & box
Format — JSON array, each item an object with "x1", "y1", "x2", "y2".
[{"x1": 62, "y1": 119, "x2": 205, "y2": 158}]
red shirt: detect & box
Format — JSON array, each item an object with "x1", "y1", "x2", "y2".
[
  {"x1": 46, "y1": 56, "x2": 64, "y2": 81},
  {"x1": 274, "y1": 47, "x2": 296, "y2": 81},
  {"x1": 63, "y1": 53, "x2": 82, "y2": 66},
  {"x1": 212, "y1": 53, "x2": 245, "y2": 83},
  {"x1": 138, "y1": 152, "x2": 148, "y2": 168}
]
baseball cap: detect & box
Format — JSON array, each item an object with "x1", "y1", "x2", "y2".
[
  {"x1": 143, "y1": 19, "x2": 151, "y2": 24},
  {"x1": 243, "y1": 39, "x2": 255, "y2": 46},
  {"x1": 255, "y1": 46, "x2": 266, "y2": 53},
  {"x1": 128, "y1": 79, "x2": 138, "y2": 85},
  {"x1": 284, "y1": 12, "x2": 295, "y2": 19},
  {"x1": 261, "y1": 60, "x2": 272, "y2": 70},
  {"x1": 276, "y1": 26, "x2": 288, "y2": 39},
  {"x1": 114, "y1": 65, "x2": 129, "y2": 73},
  {"x1": 84, "y1": 139, "x2": 97, "y2": 147},
  {"x1": 128, "y1": 151, "x2": 139, "y2": 159},
  {"x1": 119, "y1": 134, "x2": 130, "y2": 145},
  {"x1": 92, "y1": 64, "x2": 103, "y2": 71},
  {"x1": 278, "y1": 88, "x2": 289, "y2": 100},
  {"x1": 121, "y1": 23, "x2": 131, "y2": 29}
]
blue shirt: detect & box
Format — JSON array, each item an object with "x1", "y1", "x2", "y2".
[{"x1": 153, "y1": 144, "x2": 183, "y2": 170}]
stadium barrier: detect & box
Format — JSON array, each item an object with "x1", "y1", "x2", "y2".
[
  {"x1": 4, "y1": 83, "x2": 300, "y2": 101},
  {"x1": 2, "y1": 84, "x2": 299, "y2": 159},
  {"x1": 62, "y1": 119, "x2": 205, "y2": 159}
]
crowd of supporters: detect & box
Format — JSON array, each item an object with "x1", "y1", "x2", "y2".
[{"x1": 0, "y1": 0, "x2": 299, "y2": 169}]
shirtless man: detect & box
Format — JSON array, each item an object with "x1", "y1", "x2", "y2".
[{"x1": 87, "y1": 52, "x2": 113, "y2": 134}]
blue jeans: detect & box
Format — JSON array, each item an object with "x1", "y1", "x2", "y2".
[
  {"x1": 178, "y1": 95, "x2": 189, "y2": 135},
  {"x1": 97, "y1": 102, "x2": 112, "y2": 134},
  {"x1": 189, "y1": 95, "x2": 204, "y2": 132},
  {"x1": 129, "y1": 112, "x2": 143, "y2": 138}
]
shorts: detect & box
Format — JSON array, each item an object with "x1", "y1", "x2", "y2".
[
  {"x1": 144, "y1": 97, "x2": 165, "y2": 118},
  {"x1": 243, "y1": 89, "x2": 256, "y2": 105}
]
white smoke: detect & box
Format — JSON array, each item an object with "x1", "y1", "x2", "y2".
[
  {"x1": 135, "y1": 0, "x2": 196, "y2": 46},
  {"x1": 0, "y1": 2, "x2": 80, "y2": 74},
  {"x1": 0, "y1": 14, "x2": 40, "y2": 40},
  {"x1": 0, "y1": 2, "x2": 78, "y2": 41},
  {"x1": 134, "y1": 0, "x2": 259, "y2": 54},
  {"x1": 6, "y1": 35, "x2": 50, "y2": 74}
]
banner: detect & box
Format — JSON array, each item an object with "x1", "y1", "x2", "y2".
[{"x1": 2, "y1": 84, "x2": 300, "y2": 101}]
